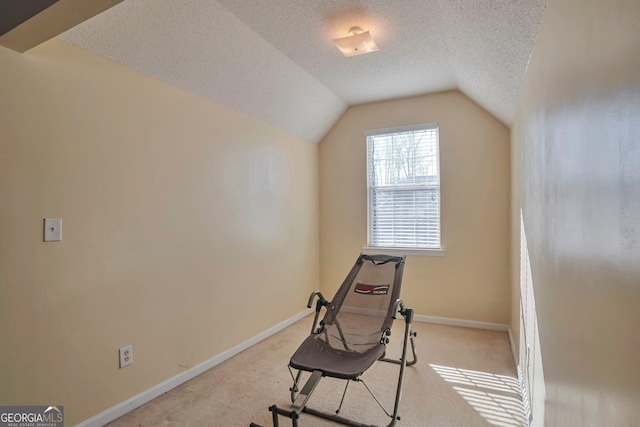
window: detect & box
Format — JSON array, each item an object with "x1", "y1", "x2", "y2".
[{"x1": 365, "y1": 123, "x2": 440, "y2": 250}]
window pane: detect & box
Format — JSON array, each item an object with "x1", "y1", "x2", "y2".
[
  {"x1": 367, "y1": 126, "x2": 440, "y2": 248},
  {"x1": 370, "y1": 188, "x2": 440, "y2": 248}
]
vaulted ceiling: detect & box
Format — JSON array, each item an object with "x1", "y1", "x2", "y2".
[{"x1": 55, "y1": 0, "x2": 546, "y2": 142}]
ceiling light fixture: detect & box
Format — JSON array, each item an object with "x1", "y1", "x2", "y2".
[{"x1": 332, "y1": 26, "x2": 379, "y2": 57}]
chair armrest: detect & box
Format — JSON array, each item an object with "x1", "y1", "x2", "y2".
[
  {"x1": 306, "y1": 291, "x2": 330, "y2": 334},
  {"x1": 307, "y1": 291, "x2": 329, "y2": 309}
]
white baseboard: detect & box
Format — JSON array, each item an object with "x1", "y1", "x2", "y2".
[
  {"x1": 508, "y1": 327, "x2": 519, "y2": 369},
  {"x1": 76, "y1": 308, "x2": 313, "y2": 427},
  {"x1": 413, "y1": 314, "x2": 508, "y2": 331}
]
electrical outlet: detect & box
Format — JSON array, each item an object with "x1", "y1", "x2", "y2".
[{"x1": 119, "y1": 345, "x2": 133, "y2": 368}]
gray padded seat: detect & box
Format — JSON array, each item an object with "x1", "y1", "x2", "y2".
[{"x1": 290, "y1": 335, "x2": 385, "y2": 380}]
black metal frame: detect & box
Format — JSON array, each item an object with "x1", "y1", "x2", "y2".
[{"x1": 251, "y1": 290, "x2": 417, "y2": 427}]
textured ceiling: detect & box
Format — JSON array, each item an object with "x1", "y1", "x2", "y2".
[{"x1": 59, "y1": 0, "x2": 545, "y2": 142}]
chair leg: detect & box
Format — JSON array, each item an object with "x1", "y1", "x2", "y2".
[
  {"x1": 291, "y1": 370, "x2": 323, "y2": 413},
  {"x1": 387, "y1": 308, "x2": 414, "y2": 426},
  {"x1": 289, "y1": 370, "x2": 303, "y2": 403},
  {"x1": 271, "y1": 405, "x2": 280, "y2": 427},
  {"x1": 380, "y1": 330, "x2": 418, "y2": 367}
]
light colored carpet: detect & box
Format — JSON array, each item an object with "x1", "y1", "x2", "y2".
[{"x1": 107, "y1": 315, "x2": 526, "y2": 427}]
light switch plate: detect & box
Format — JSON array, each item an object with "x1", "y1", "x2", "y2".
[{"x1": 44, "y1": 218, "x2": 62, "y2": 241}]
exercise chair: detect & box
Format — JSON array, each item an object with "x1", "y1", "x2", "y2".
[{"x1": 251, "y1": 254, "x2": 417, "y2": 427}]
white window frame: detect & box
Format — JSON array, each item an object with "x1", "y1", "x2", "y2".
[{"x1": 363, "y1": 123, "x2": 445, "y2": 256}]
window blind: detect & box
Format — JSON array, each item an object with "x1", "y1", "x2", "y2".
[{"x1": 366, "y1": 124, "x2": 440, "y2": 249}]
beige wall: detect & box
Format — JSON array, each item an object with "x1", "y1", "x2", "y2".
[
  {"x1": 511, "y1": 0, "x2": 640, "y2": 424},
  {"x1": 319, "y1": 91, "x2": 511, "y2": 324},
  {"x1": 0, "y1": 40, "x2": 319, "y2": 425}
]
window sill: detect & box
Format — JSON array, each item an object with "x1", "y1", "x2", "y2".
[{"x1": 362, "y1": 246, "x2": 446, "y2": 257}]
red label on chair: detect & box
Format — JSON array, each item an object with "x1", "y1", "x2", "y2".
[{"x1": 354, "y1": 283, "x2": 390, "y2": 295}]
